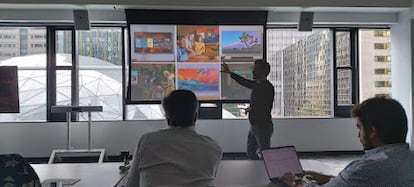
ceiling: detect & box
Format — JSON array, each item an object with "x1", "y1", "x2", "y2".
[{"x1": 0, "y1": 0, "x2": 411, "y2": 13}]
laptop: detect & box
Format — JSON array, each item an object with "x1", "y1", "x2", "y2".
[{"x1": 261, "y1": 146, "x2": 304, "y2": 184}]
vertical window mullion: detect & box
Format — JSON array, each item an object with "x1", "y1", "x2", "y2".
[
  {"x1": 72, "y1": 29, "x2": 79, "y2": 121},
  {"x1": 334, "y1": 29, "x2": 356, "y2": 117}
]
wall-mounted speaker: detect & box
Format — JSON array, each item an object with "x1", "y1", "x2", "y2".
[
  {"x1": 298, "y1": 12, "x2": 314, "y2": 31},
  {"x1": 73, "y1": 10, "x2": 90, "y2": 30}
]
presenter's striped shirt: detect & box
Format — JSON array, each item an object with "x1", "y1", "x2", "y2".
[{"x1": 306, "y1": 143, "x2": 414, "y2": 187}]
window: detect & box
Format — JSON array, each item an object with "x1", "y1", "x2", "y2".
[
  {"x1": 374, "y1": 30, "x2": 390, "y2": 37},
  {"x1": 0, "y1": 26, "x2": 392, "y2": 121},
  {"x1": 33, "y1": 35, "x2": 44, "y2": 39},
  {"x1": 374, "y1": 55, "x2": 391, "y2": 62},
  {"x1": 0, "y1": 27, "x2": 47, "y2": 122},
  {"x1": 374, "y1": 43, "x2": 389, "y2": 50},
  {"x1": 335, "y1": 31, "x2": 353, "y2": 106},
  {"x1": 375, "y1": 81, "x2": 391, "y2": 87},
  {"x1": 360, "y1": 29, "x2": 392, "y2": 102},
  {"x1": 126, "y1": 104, "x2": 165, "y2": 120},
  {"x1": 267, "y1": 29, "x2": 331, "y2": 118},
  {"x1": 76, "y1": 28, "x2": 123, "y2": 121},
  {"x1": 222, "y1": 103, "x2": 249, "y2": 119},
  {"x1": 375, "y1": 94, "x2": 390, "y2": 97},
  {"x1": 374, "y1": 68, "x2": 391, "y2": 75}
]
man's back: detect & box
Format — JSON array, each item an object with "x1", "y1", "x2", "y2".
[{"x1": 127, "y1": 128, "x2": 222, "y2": 187}]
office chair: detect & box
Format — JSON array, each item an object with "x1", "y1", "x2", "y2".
[{"x1": 0, "y1": 153, "x2": 41, "y2": 187}]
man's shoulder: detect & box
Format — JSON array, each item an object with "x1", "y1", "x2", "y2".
[
  {"x1": 142, "y1": 129, "x2": 218, "y2": 144},
  {"x1": 138, "y1": 129, "x2": 169, "y2": 141},
  {"x1": 196, "y1": 134, "x2": 221, "y2": 146},
  {"x1": 140, "y1": 129, "x2": 222, "y2": 154},
  {"x1": 343, "y1": 151, "x2": 414, "y2": 174},
  {"x1": 265, "y1": 80, "x2": 275, "y2": 88}
]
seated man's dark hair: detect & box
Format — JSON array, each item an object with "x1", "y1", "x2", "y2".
[
  {"x1": 351, "y1": 97, "x2": 408, "y2": 144},
  {"x1": 162, "y1": 89, "x2": 198, "y2": 127},
  {"x1": 254, "y1": 59, "x2": 271, "y2": 76}
]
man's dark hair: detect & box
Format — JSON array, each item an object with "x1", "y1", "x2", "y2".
[
  {"x1": 254, "y1": 59, "x2": 271, "y2": 76},
  {"x1": 351, "y1": 97, "x2": 408, "y2": 144},
  {"x1": 162, "y1": 89, "x2": 198, "y2": 127}
]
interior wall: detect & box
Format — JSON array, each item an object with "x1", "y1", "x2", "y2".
[
  {"x1": 391, "y1": 10, "x2": 413, "y2": 148},
  {"x1": 267, "y1": 12, "x2": 399, "y2": 25},
  {"x1": 0, "y1": 9, "x2": 401, "y2": 25},
  {"x1": 0, "y1": 118, "x2": 361, "y2": 157},
  {"x1": 0, "y1": 0, "x2": 411, "y2": 7}
]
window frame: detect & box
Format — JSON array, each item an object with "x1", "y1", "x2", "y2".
[
  {"x1": 332, "y1": 28, "x2": 359, "y2": 117},
  {"x1": 0, "y1": 25, "x2": 392, "y2": 122}
]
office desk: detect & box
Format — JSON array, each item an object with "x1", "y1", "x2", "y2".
[
  {"x1": 215, "y1": 159, "x2": 337, "y2": 187},
  {"x1": 32, "y1": 160, "x2": 336, "y2": 187}
]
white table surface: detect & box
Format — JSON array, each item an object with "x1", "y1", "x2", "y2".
[
  {"x1": 32, "y1": 162, "x2": 125, "y2": 187},
  {"x1": 32, "y1": 160, "x2": 336, "y2": 187}
]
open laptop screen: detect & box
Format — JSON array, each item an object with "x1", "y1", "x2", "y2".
[{"x1": 262, "y1": 146, "x2": 304, "y2": 179}]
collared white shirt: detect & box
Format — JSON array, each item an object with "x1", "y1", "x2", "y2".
[{"x1": 126, "y1": 127, "x2": 222, "y2": 187}]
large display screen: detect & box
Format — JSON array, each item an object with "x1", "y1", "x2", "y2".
[{"x1": 129, "y1": 24, "x2": 263, "y2": 102}]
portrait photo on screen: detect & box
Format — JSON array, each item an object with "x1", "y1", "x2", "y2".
[
  {"x1": 130, "y1": 63, "x2": 176, "y2": 101},
  {"x1": 221, "y1": 25, "x2": 263, "y2": 62},
  {"x1": 177, "y1": 63, "x2": 220, "y2": 100},
  {"x1": 221, "y1": 63, "x2": 253, "y2": 100},
  {"x1": 176, "y1": 25, "x2": 220, "y2": 63},
  {"x1": 130, "y1": 25, "x2": 176, "y2": 62}
]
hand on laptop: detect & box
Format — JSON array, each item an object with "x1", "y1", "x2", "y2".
[
  {"x1": 280, "y1": 172, "x2": 304, "y2": 187},
  {"x1": 281, "y1": 171, "x2": 334, "y2": 187},
  {"x1": 303, "y1": 170, "x2": 334, "y2": 184}
]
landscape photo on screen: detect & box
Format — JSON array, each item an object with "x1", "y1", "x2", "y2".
[
  {"x1": 130, "y1": 25, "x2": 176, "y2": 62},
  {"x1": 221, "y1": 26, "x2": 263, "y2": 61},
  {"x1": 221, "y1": 63, "x2": 253, "y2": 100},
  {"x1": 177, "y1": 63, "x2": 220, "y2": 100},
  {"x1": 130, "y1": 62, "x2": 176, "y2": 101},
  {"x1": 176, "y1": 25, "x2": 220, "y2": 63}
]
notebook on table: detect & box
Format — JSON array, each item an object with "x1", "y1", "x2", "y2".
[{"x1": 261, "y1": 146, "x2": 304, "y2": 184}]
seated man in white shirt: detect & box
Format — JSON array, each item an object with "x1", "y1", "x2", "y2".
[
  {"x1": 281, "y1": 97, "x2": 414, "y2": 187},
  {"x1": 126, "y1": 90, "x2": 222, "y2": 187}
]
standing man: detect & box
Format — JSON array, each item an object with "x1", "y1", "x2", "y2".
[
  {"x1": 126, "y1": 90, "x2": 222, "y2": 186},
  {"x1": 281, "y1": 97, "x2": 414, "y2": 186},
  {"x1": 222, "y1": 60, "x2": 275, "y2": 160}
]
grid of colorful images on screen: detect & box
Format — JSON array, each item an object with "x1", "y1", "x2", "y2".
[{"x1": 129, "y1": 24, "x2": 263, "y2": 101}]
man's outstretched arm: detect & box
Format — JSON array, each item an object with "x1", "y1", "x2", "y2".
[{"x1": 221, "y1": 62, "x2": 255, "y2": 88}]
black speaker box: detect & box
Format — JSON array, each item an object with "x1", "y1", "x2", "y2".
[
  {"x1": 298, "y1": 12, "x2": 314, "y2": 31},
  {"x1": 73, "y1": 10, "x2": 90, "y2": 30}
]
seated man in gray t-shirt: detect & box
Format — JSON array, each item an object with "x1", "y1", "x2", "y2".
[{"x1": 126, "y1": 90, "x2": 222, "y2": 187}]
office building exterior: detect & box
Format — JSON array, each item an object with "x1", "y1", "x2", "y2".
[
  {"x1": 359, "y1": 30, "x2": 392, "y2": 101},
  {"x1": 0, "y1": 28, "x2": 122, "y2": 66},
  {"x1": 267, "y1": 29, "x2": 391, "y2": 117}
]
